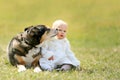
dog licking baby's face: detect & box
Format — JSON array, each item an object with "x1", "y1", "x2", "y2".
[{"x1": 24, "y1": 25, "x2": 57, "y2": 44}]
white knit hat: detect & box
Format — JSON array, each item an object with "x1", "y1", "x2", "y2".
[{"x1": 52, "y1": 20, "x2": 68, "y2": 29}]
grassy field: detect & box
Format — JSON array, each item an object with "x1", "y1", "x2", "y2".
[{"x1": 0, "y1": 0, "x2": 120, "y2": 80}]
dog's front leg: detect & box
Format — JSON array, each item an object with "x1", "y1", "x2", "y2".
[
  {"x1": 32, "y1": 56, "x2": 42, "y2": 73},
  {"x1": 14, "y1": 54, "x2": 26, "y2": 72},
  {"x1": 33, "y1": 66, "x2": 42, "y2": 73},
  {"x1": 17, "y1": 65, "x2": 26, "y2": 72}
]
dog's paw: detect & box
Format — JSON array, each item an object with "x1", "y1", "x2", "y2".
[
  {"x1": 34, "y1": 66, "x2": 42, "y2": 73},
  {"x1": 17, "y1": 65, "x2": 26, "y2": 72}
]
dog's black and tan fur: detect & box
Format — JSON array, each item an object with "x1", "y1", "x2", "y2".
[{"x1": 7, "y1": 25, "x2": 57, "y2": 72}]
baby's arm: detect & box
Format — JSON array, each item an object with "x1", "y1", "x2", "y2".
[
  {"x1": 65, "y1": 39, "x2": 80, "y2": 67},
  {"x1": 42, "y1": 48, "x2": 54, "y2": 60},
  {"x1": 41, "y1": 41, "x2": 54, "y2": 60}
]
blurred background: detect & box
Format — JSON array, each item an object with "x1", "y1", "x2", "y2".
[
  {"x1": 0, "y1": 1, "x2": 120, "y2": 79},
  {"x1": 0, "y1": 0, "x2": 120, "y2": 50}
]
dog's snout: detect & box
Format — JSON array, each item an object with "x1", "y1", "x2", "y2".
[
  {"x1": 56, "y1": 28, "x2": 58, "y2": 31},
  {"x1": 55, "y1": 29, "x2": 58, "y2": 33}
]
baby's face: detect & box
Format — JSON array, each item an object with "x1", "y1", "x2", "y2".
[{"x1": 56, "y1": 25, "x2": 67, "y2": 39}]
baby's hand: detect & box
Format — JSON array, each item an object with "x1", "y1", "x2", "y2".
[{"x1": 48, "y1": 56, "x2": 54, "y2": 60}]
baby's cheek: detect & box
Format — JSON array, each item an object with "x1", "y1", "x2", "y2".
[{"x1": 63, "y1": 34, "x2": 66, "y2": 37}]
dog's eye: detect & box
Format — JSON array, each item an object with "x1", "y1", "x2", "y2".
[
  {"x1": 25, "y1": 30, "x2": 29, "y2": 33},
  {"x1": 27, "y1": 30, "x2": 29, "y2": 33}
]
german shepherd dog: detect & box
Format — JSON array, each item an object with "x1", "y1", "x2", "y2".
[{"x1": 7, "y1": 25, "x2": 57, "y2": 72}]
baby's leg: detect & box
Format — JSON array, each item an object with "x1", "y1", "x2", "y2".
[
  {"x1": 60, "y1": 64, "x2": 72, "y2": 71},
  {"x1": 39, "y1": 58, "x2": 54, "y2": 71}
]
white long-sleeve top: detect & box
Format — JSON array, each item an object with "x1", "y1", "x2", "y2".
[{"x1": 40, "y1": 37, "x2": 80, "y2": 67}]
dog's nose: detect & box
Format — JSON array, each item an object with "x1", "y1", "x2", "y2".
[
  {"x1": 56, "y1": 29, "x2": 58, "y2": 31},
  {"x1": 55, "y1": 29, "x2": 58, "y2": 34}
]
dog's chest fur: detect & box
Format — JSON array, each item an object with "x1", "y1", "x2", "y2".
[{"x1": 21, "y1": 47, "x2": 40, "y2": 67}]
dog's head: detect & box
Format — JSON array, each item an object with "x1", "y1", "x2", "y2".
[{"x1": 23, "y1": 25, "x2": 57, "y2": 46}]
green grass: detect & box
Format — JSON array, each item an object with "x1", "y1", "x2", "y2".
[{"x1": 0, "y1": 0, "x2": 120, "y2": 80}]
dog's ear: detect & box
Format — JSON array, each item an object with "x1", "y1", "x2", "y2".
[{"x1": 24, "y1": 26, "x2": 33, "y2": 31}]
